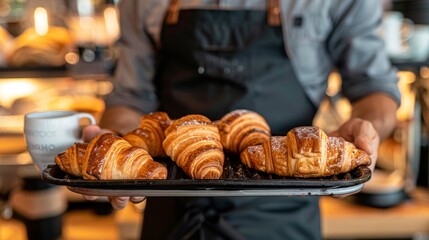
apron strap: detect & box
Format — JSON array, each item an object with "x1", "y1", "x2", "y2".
[
  {"x1": 166, "y1": 0, "x2": 282, "y2": 26},
  {"x1": 267, "y1": 0, "x2": 281, "y2": 26},
  {"x1": 166, "y1": 0, "x2": 181, "y2": 24}
]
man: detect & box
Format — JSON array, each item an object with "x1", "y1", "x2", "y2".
[{"x1": 84, "y1": 0, "x2": 400, "y2": 239}]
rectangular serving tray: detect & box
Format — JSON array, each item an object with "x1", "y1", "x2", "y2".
[{"x1": 41, "y1": 156, "x2": 371, "y2": 197}]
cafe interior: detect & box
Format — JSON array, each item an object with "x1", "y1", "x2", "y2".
[{"x1": 1, "y1": 0, "x2": 429, "y2": 239}]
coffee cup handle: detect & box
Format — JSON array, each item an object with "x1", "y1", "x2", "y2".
[{"x1": 77, "y1": 113, "x2": 96, "y2": 125}]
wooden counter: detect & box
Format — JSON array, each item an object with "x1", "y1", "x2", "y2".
[{"x1": 321, "y1": 188, "x2": 429, "y2": 239}]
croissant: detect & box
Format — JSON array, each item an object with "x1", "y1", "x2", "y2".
[
  {"x1": 123, "y1": 112, "x2": 172, "y2": 157},
  {"x1": 163, "y1": 114, "x2": 224, "y2": 179},
  {"x1": 240, "y1": 126, "x2": 371, "y2": 178},
  {"x1": 55, "y1": 142, "x2": 87, "y2": 177},
  {"x1": 216, "y1": 109, "x2": 271, "y2": 154},
  {"x1": 55, "y1": 133, "x2": 168, "y2": 180}
]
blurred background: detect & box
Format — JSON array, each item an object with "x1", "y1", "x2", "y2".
[
  {"x1": 1, "y1": 0, "x2": 429, "y2": 240},
  {"x1": 0, "y1": 1, "x2": 125, "y2": 240}
]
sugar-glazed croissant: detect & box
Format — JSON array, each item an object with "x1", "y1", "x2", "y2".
[
  {"x1": 163, "y1": 114, "x2": 224, "y2": 179},
  {"x1": 55, "y1": 133, "x2": 167, "y2": 180},
  {"x1": 216, "y1": 109, "x2": 271, "y2": 154},
  {"x1": 123, "y1": 112, "x2": 172, "y2": 157},
  {"x1": 240, "y1": 126, "x2": 371, "y2": 178}
]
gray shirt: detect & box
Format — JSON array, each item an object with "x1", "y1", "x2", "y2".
[{"x1": 105, "y1": 0, "x2": 400, "y2": 114}]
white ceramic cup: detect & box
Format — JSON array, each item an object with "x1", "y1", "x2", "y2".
[
  {"x1": 382, "y1": 11, "x2": 414, "y2": 58},
  {"x1": 409, "y1": 25, "x2": 429, "y2": 61},
  {"x1": 24, "y1": 110, "x2": 96, "y2": 171}
]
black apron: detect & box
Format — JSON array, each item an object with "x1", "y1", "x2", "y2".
[{"x1": 142, "y1": 1, "x2": 321, "y2": 240}]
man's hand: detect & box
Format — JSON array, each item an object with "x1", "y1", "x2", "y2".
[
  {"x1": 81, "y1": 125, "x2": 145, "y2": 210},
  {"x1": 82, "y1": 124, "x2": 112, "y2": 142},
  {"x1": 328, "y1": 117, "x2": 380, "y2": 172},
  {"x1": 82, "y1": 195, "x2": 146, "y2": 210}
]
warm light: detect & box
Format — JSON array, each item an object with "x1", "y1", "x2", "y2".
[
  {"x1": 396, "y1": 71, "x2": 416, "y2": 121},
  {"x1": 326, "y1": 72, "x2": 341, "y2": 97},
  {"x1": 313, "y1": 72, "x2": 352, "y2": 133},
  {"x1": 0, "y1": 79, "x2": 41, "y2": 107},
  {"x1": 65, "y1": 52, "x2": 80, "y2": 65},
  {"x1": 0, "y1": 115, "x2": 24, "y2": 133},
  {"x1": 421, "y1": 67, "x2": 429, "y2": 79},
  {"x1": 34, "y1": 7, "x2": 49, "y2": 36},
  {"x1": 15, "y1": 152, "x2": 33, "y2": 165},
  {"x1": 104, "y1": 6, "x2": 120, "y2": 44},
  {"x1": 397, "y1": 71, "x2": 416, "y2": 84},
  {"x1": 79, "y1": 16, "x2": 95, "y2": 30}
]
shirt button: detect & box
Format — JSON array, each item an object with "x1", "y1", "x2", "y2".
[
  {"x1": 198, "y1": 67, "x2": 205, "y2": 74},
  {"x1": 224, "y1": 67, "x2": 231, "y2": 74}
]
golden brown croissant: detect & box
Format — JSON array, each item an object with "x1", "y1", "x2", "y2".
[
  {"x1": 55, "y1": 142, "x2": 87, "y2": 177},
  {"x1": 240, "y1": 126, "x2": 371, "y2": 178},
  {"x1": 163, "y1": 114, "x2": 224, "y2": 179},
  {"x1": 216, "y1": 109, "x2": 271, "y2": 154},
  {"x1": 123, "y1": 112, "x2": 172, "y2": 157},
  {"x1": 55, "y1": 133, "x2": 167, "y2": 180}
]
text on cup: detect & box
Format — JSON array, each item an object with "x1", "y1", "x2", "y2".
[
  {"x1": 29, "y1": 143, "x2": 56, "y2": 152},
  {"x1": 26, "y1": 130, "x2": 56, "y2": 138}
]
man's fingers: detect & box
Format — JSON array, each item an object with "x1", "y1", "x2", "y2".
[
  {"x1": 83, "y1": 195, "x2": 99, "y2": 201},
  {"x1": 83, "y1": 195, "x2": 144, "y2": 210},
  {"x1": 82, "y1": 125, "x2": 102, "y2": 142},
  {"x1": 352, "y1": 127, "x2": 380, "y2": 172},
  {"x1": 130, "y1": 196, "x2": 146, "y2": 204},
  {"x1": 108, "y1": 196, "x2": 130, "y2": 210},
  {"x1": 354, "y1": 136, "x2": 373, "y2": 155},
  {"x1": 327, "y1": 130, "x2": 340, "y2": 137},
  {"x1": 82, "y1": 126, "x2": 113, "y2": 142}
]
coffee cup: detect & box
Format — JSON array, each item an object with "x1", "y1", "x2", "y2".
[
  {"x1": 24, "y1": 110, "x2": 96, "y2": 171},
  {"x1": 382, "y1": 11, "x2": 414, "y2": 58},
  {"x1": 409, "y1": 25, "x2": 429, "y2": 61}
]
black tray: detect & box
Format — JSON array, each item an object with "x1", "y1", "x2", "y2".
[{"x1": 41, "y1": 156, "x2": 372, "y2": 197}]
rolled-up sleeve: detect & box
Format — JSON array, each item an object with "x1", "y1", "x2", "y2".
[
  {"x1": 104, "y1": 1, "x2": 159, "y2": 114},
  {"x1": 328, "y1": 0, "x2": 401, "y2": 105}
]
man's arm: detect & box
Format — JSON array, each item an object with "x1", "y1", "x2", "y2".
[
  {"x1": 328, "y1": 1, "x2": 401, "y2": 108},
  {"x1": 326, "y1": 1, "x2": 400, "y2": 166},
  {"x1": 330, "y1": 93, "x2": 398, "y2": 171},
  {"x1": 351, "y1": 92, "x2": 398, "y2": 140},
  {"x1": 102, "y1": 0, "x2": 160, "y2": 125}
]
